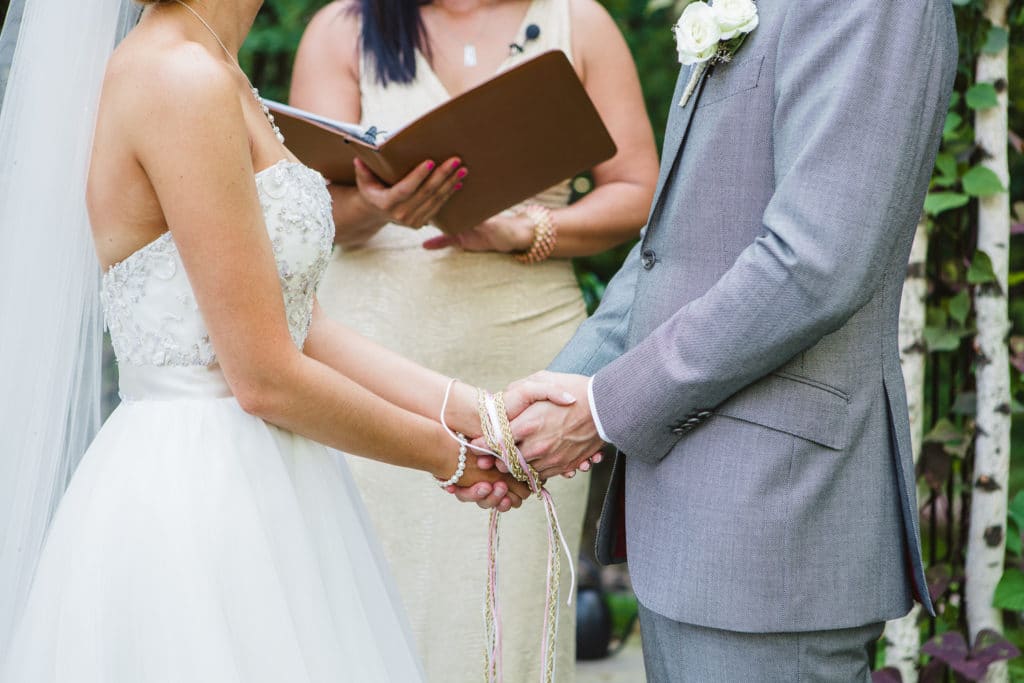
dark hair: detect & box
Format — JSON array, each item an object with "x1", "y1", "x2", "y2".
[{"x1": 353, "y1": 0, "x2": 432, "y2": 86}]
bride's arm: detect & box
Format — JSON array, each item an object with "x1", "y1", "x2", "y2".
[
  {"x1": 132, "y1": 47, "x2": 533, "y2": 500},
  {"x1": 303, "y1": 304, "x2": 575, "y2": 434}
]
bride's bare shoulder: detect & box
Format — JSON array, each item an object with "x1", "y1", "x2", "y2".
[{"x1": 102, "y1": 33, "x2": 238, "y2": 121}]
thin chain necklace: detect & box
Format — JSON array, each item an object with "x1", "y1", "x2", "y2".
[
  {"x1": 430, "y1": 1, "x2": 492, "y2": 68},
  {"x1": 171, "y1": 0, "x2": 284, "y2": 144}
]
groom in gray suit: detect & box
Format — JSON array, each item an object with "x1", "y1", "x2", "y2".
[{"x1": 459, "y1": 1, "x2": 959, "y2": 680}]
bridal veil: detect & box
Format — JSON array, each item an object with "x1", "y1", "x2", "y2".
[{"x1": 0, "y1": 0, "x2": 139, "y2": 662}]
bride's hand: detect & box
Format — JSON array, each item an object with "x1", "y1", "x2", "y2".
[{"x1": 446, "y1": 457, "x2": 532, "y2": 511}]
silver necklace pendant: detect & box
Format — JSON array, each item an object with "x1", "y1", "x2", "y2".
[{"x1": 463, "y1": 44, "x2": 478, "y2": 68}]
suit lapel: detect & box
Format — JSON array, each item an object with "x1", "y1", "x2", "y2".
[{"x1": 645, "y1": 64, "x2": 710, "y2": 228}]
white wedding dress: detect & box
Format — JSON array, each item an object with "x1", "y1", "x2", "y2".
[{"x1": 1, "y1": 160, "x2": 424, "y2": 683}]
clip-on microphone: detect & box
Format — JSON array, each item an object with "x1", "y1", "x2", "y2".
[{"x1": 509, "y1": 24, "x2": 541, "y2": 55}]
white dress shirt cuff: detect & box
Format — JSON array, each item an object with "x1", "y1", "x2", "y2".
[{"x1": 588, "y1": 376, "x2": 611, "y2": 443}]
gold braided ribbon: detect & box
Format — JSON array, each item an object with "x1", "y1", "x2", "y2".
[{"x1": 478, "y1": 389, "x2": 572, "y2": 683}]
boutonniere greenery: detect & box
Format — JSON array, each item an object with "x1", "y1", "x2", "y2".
[{"x1": 674, "y1": 0, "x2": 758, "y2": 107}]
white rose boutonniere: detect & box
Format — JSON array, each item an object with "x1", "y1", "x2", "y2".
[
  {"x1": 674, "y1": 2, "x2": 721, "y2": 65},
  {"x1": 675, "y1": 0, "x2": 758, "y2": 107},
  {"x1": 711, "y1": 0, "x2": 758, "y2": 40}
]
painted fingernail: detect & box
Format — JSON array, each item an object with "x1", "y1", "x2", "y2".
[
  {"x1": 451, "y1": 159, "x2": 462, "y2": 169},
  {"x1": 457, "y1": 168, "x2": 468, "y2": 178},
  {"x1": 580, "y1": 462, "x2": 590, "y2": 472},
  {"x1": 426, "y1": 161, "x2": 436, "y2": 170},
  {"x1": 454, "y1": 183, "x2": 464, "y2": 190},
  {"x1": 593, "y1": 454, "x2": 603, "y2": 464}
]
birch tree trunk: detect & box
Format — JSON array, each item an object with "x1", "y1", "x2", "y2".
[
  {"x1": 966, "y1": 2, "x2": 1011, "y2": 682},
  {"x1": 883, "y1": 219, "x2": 930, "y2": 682}
]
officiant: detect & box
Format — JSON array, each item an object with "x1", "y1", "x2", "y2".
[{"x1": 290, "y1": 0, "x2": 657, "y2": 680}]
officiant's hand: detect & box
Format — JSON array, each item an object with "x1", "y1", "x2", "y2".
[
  {"x1": 421, "y1": 212, "x2": 534, "y2": 253},
  {"x1": 354, "y1": 156, "x2": 467, "y2": 229}
]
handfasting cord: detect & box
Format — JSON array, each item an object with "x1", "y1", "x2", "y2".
[{"x1": 439, "y1": 379, "x2": 575, "y2": 683}]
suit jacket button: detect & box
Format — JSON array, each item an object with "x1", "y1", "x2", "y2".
[
  {"x1": 641, "y1": 249, "x2": 657, "y2": 270},
  {"x1": 698, "y1": 410, "x2": 712, "y2": 419},
  {"x1": 671, "y1": 427, "x2": 685, "y2": 435}
]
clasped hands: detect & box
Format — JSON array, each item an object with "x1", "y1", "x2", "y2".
[{"x1": 448, "y1": 371, "x2": 606, "y2": 510}]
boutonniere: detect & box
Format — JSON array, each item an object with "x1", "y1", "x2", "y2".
[{"x1": 674, "y1": 0, "x2": 758, "y2": 107}]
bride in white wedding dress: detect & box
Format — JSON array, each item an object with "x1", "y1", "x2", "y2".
[{"x1": 0, "y1": 0, "x2": 580, "y2": 680}]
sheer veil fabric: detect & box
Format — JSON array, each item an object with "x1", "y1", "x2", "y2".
[{"x1": 0, "y1": 0, "x2": 139, "y2": 663}]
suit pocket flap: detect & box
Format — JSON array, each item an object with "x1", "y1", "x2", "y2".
[
  {"x1": 697, "y1": 54, "x2": 764, "y2": 109},
  {"x1": 714, "y1": 372, "x2": 850, "y2": 450}
]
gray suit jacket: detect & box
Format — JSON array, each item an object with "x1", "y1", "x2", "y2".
[{"x1": 551, "y1": 1, "x2": 957, "y2": 632}]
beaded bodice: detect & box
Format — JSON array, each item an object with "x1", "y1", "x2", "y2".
[{"x1": 101, "y1": 161, "x2": 334, "y2": 368}]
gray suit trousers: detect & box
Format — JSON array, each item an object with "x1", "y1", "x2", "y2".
[{"x1": 639, "y1": 603, "x2": 884, "y2": 683}]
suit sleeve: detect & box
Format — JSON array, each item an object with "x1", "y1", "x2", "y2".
[{"x1": 591, "y1": 0, "x2": 957, "y2": 462}]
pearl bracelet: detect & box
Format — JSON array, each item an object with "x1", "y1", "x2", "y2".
[{"x1": 437, "y1": 432, "x2": 469, "y2": 488}]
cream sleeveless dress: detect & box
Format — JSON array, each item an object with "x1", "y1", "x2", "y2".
[{"x1": 317, "y1": 0, "x2": 589, "y2": 680}]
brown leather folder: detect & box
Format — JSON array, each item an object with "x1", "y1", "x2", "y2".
[{"x1": 266, "y1": 50, "x2": 617, "y2": 234}]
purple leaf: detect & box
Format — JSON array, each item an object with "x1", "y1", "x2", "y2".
[
  {"x1": 919, "y1": 660, "x2": 947, "y2": 683},
  {"x1": 948, "y1": 658, "x2": 989, "y2": 681},
  {"x1": 923, "y1": 632, "x2": 969, "y2": 664},
  {"x1": 927, "y1": 564, "x2": 954, "y2": 602},
  {"x1": 918, "y1": 444, "x2": 951, "y2": 491},
  {"x1": 872, "y1": 667, "x2": 902, "y2": 683},
  {"x1": 971, "y1": 629, "x2": 1022, "y2": 666}
]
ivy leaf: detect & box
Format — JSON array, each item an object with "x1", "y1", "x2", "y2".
[
  {"x1": 933, "y1": 153, "x2": 960, "y2": 187},
  {"x1": 944, "y1": 112, "x2": 963, "y2": 138},
  {"x1": 924, "y1": 418, "x2": 965, "y2": 445},
  {"x1": 962, "y1": 166, "x2": 1007, "y2": 198},
  {"x1": 966, "y1": 82, "x2": 999, "y2": 110},
  {"x1": 1008, "y1": 490, "x2": 1024, "y2": 534},
  {"x1": 949, "y1": 289, "x2": 971, "y2": 325},
  {"x1": 925, "y1": 192, "x2": 969, "y2": 216},
  {"x1": 1006, "y1": 520, "x2": 1021, "y2": 556},
  {"x1": 951, "y1": 391, "x2": 977, "y2": 415},
  {"x1": 993, "y1": 568, "x2": 1024, "y2": 611},
  {"x1": 923, "y1": 326, "x2": 963, "y2": 352},
  {"x1": 982, "y1": 26, "x2": 1009, "y2": 55},
  {"x1": 967, "y1": 251, "x2": 997, "y2": 285}
]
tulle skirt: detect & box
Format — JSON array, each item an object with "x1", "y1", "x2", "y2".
[{"x1": 2, "y1": 366, "x2": 424, "y2": 683}]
